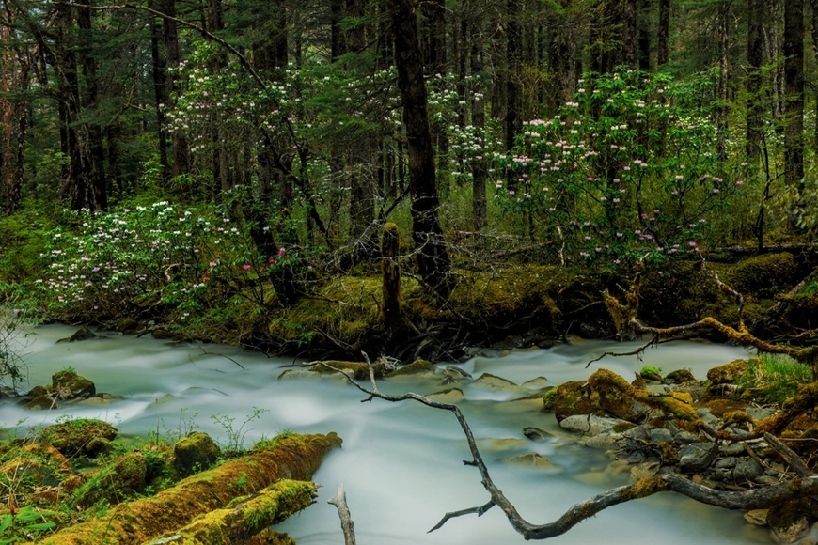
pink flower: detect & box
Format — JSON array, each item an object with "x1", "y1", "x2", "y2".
[
  {"x1": 209, "y1": 261, "x2": 217, "y2": 268},
  {"x1": 277, "y1": 248, "x2": 286, "y2": 257},
  {"x1": 268, "y1": 257, "x2": 276, "y2": 264},
  {"x1": 243, "y1": 264, "x2": 251, "y2": 271}
]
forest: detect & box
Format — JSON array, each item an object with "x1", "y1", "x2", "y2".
[
  {"x1": 0, "y1": 0, "x2": 815, "y2": 345},
  {"x1": 2, "y1": 0, "x2": 818, "y2": 544}
]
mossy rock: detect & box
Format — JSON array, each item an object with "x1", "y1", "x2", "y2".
[
  {"x1": 730, "y1": 252, "x2": 798, "y2": 298},
  {"x1": 706, "y1": 359, "x2": 748, "y2": 384},
  {"x1": 589, "y1": 368, "x2": 639, "y2": 421},
  {"x1": 665, "y1": 369, "x2": 697, "y2": 384},
  {"x1": 311, "y1": 360, "x2": 386, "y2": 380},
  {"x1": 639, "y1": 366, "x2": 663, "y2": 382},
  {"x1": 38, "y1": 418, "x2": 118, "y2": 458},
  {"x1": 552, "y1": 380, "x2": 594, "y2": 422},
  {"x1": 386, "y1": 359, "x2": 433, "y2": 377},
  {"x1": 74, "y1": 452, "x2": 150, "y2": 508},
  {"x1": 174, "y1": 431, "x2": 221, "y2": 476},
  {"x1": 51, "y1": 370, "x2": 96, "y2": 400}
]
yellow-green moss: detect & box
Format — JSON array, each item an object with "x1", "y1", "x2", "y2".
[{"x1": 39, "y1": 433, "x2": 341, "y2": 544}]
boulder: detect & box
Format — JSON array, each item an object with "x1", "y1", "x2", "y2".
[
  {"x1": 173, "y1": 432, "x2": 221, "y2": 476},
  {"x1": 706, "y1": 359, "x2": 748, "y2": 384},
  {"x1": 559, "y1": 414, "x2": 625, "y2": 436},
  {"x1": 39, "y1": 418, "x2": 118, "y2": 458},
  {"x1": 677, "y1": 442, "x2": 718, "y2": 473},
  {"x1": 552, "y1": 381, "x2": 593, "y2": 422}
]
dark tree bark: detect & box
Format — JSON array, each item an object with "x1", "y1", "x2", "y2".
[
  {"x1": 467, "y1": 0, "x2": 487, "y2": 230},
  {"x1": 812, "y1": 0, "x2": 818, "y2": 150},
  {"x1": 746, "y1": 0, "x2": 763, "y2": 160},
  {"x1": 77, "y1": 0, "x2": 107, "y2": 210},
  {"x1": 657, "y1": 0, "x2": 669, "y2": 66},
  {"x1": 548, "y1": 0, "x2": 576, "y2": 110},
  {"x1": 161, "y1": 0, "x2": 190, "y2": 177},
  {"x1": 506, "y1": 0, "x2": 522, "y2": 192},
  {"x1": 783, "y1": 0, "x2": 805, "y2": 193},
  {"x1": 715, "y1": 1, "x2": 730, "y2": 162},
  {"x1": 148, "y1": 0, "x2": 169, "y2": 177},
  {"x1": 637, "y1": 0, "x2": 651, "y2": 70},
  {"x1": 392, "y1": 0, "x2": 451, "y2": 298}
]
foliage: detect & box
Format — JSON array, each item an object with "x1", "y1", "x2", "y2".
[
  {"x1": 211, "y1": 407, "x2": 270, "y2": 456},
  {"x1": 0, "y1": 300, "x2": 35, "y2": 392},
  {"x1": 737, "y1": 354, "x2": 812, "y2": 404},
  {"x1": 0, "y1": 505, "x2": 57, "y2": 544},
  {"x1": 496, "y1": 70, "x2": 752, "y2": 268},
  {"x1": 31, "y1": 193, "x2": 308, "y2": 324}
]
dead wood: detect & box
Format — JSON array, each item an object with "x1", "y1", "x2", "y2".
[
  {"x1": 40, "y1": 433, "x2": 341, "y2": 544},
  {"x1": 328, "y1": 482, "x2": 356, "y2": 545},
  {"x1": 323, "y1": 357, "x2": 818, "y2": 540}
]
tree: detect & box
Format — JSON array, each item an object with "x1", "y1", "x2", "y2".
[
  {"x1": 783, "y1": 0, "x2": 805, "y2": 195},
  {"x1": 391, "y1": 0, "x2": 451, "y2": 298}
]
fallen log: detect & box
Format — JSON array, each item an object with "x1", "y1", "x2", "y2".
[
  {"x1": 41, "y1": 432, "x2": 341, "y2": 545},
  {"x1": 145, "y1": 479, "x2": 317, "y2": 544}
]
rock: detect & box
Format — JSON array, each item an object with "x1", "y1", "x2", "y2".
[
  {"x1": 677, "y1": 442, "x2": 718, "y2": 473},
  {"x1": 639, "y1": 367, "x2": 663, "y2": 382},
  {"x1": 39, "y1": 418, "x2": 118, "y2": 458},
  {"x1": 386, "y1": 359, "x2": 433, "y2": 377},
  {"x1": 521, "y1": 377, "x2": 549, "y2": 390},
  {"x1": 277, "y1": 369, "x2": 322, "y2": 381},
  {"x1": 588, "y1": 369, "x2": 640, "y2": 421},
  {"x1": 552, "y1": 381, "x2": 593, "y2": 422},
  {"x1": 648, "y1": 427, "x2": 673, "y2": 444},
  {"x1": 585, "y1": 430, "x2": 624, "y2": 450},
  {"x1": 719, "y1": 443, "x2": 746, "y2": 457},
  {"x1": 745, "y1": 509, "x2": 768, "y2": 526},
  {"x1": 441, "y1": 366, "x2": 472, "y2": 380},
  {"x1": 505, "y1": 452, "x2": 559, "y2": 469},
  {"x1": 559, "y1": 414, "x2": 625, "y2": 436},
  {"x1": 706, "y1": 359, "x2": 748, "y2": 384},
  {"x1": 472, "y1": 373, "x2": 523, "y2": 394},
  {"x1": 51, "y1": 370, "x2": 96, "y2": 400},
  {"x1": 673, "y1": 430, "x2": 700, "y2": 445},
  {"x1": 665, "y1": 369, "x2": 697, "y2": 384},
  {"x1": 715, "y1": 457, "x2": 737, "y2": 469},
  {"x1": 733, "y1": 457, "x2": 764, "y2": 482},
  {"x1": 174, "y1": 431, "x2": 221, "y2": 476},
  {"x1": 75, "y1": 452, "x2": 150, "y2": 508},
  {"x1": 695, "y1": 408, "x2": 721, "y2": 428},
  {"x1": 56, "y1": 326, "x2": 98, "y2": 343},
  {"x1": 523, "y1": 427, "x2": 554, "y2": 443},
  {"x1": 426, "y1": 388, "x2": 465, "y2": 403}
]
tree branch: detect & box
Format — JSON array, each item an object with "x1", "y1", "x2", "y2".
[{"x1": 317, "y1": 353, "x2": 818, "y2": 540}]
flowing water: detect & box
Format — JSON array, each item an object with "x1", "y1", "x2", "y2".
[{"x1": 1, "y1": 325, "x2": 772, "y2": 544}]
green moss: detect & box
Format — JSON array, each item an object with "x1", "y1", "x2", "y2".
[
  {"x1": 729, "y1": 252, "x2": 798, "y2": 298},
  {"x1": 38, "y1": 418, "x2": 118, "y2": 458}
]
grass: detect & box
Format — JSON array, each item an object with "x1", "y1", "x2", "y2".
[{"x1": 738, "y1": 353, "x2": 813, "y2": 404}]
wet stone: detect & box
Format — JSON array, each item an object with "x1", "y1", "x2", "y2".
[
  {"x1": 678, "y1": 442, "x2": 718, "y2": 473},
  {"x1": 732, "y1": 457, "x2": 764, "y2": 482},
  {"x1": 715, "y1": 457, "x2": 737, "y2": 469},
  {"x1": 523, "y1": 427, "x2": 554, "y2": 443},
  {"x1": 648, "y1": 427, "x2": 673, "y2": 444},
  {"x1": 673, "y1": 430, "x2": 700, "y2": 446},
  {"x1": 719, "y1": 443, "x2": 746, "y2": 457}
]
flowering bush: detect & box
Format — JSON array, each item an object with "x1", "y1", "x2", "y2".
[
  {"x1": 496, "y1": 70, "x2": 751, "y2": 267},
  {"x1": 33, "y1": 198, "x2": 305, "y2": 322}
]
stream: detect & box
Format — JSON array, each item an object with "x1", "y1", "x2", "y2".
[{"x1": 0, "y1": 324, "x2": 772, "y2": 544}]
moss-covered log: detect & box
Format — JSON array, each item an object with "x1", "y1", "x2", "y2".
[
  {"x1": 41, "y1": 433, "x2": 341, "y2": 545},
  {"x1": 146, "y1": 479, "x2": 317, "y2": 544}
]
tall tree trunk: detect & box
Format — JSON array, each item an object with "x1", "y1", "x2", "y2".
[
  {"x1": 811, "y1": 0, "x2": 818, "y2": 150},
  {"x1": 1, "y1": 7, "x2": 13, "y2": 213},
  {"x1": 783, "y1": 0, "x2": 804, "y2": 193},
  {"x1": 148, "y1": 0, "x2": 169, "y2": 178},
  {"x1": 746, "y1": 0, "x2": 763, "y2": 160},
  {"x1": 637, "y1": 0, "x2": 651, "y2": 70},
  {"x1": 548, "y1": 0, "x2": 576, "y2": 111},
  {"x1": 506, "y1": 0, "x2": 522, "y2": 192},
  {"x1": 162, "y1": 0, "x2": 190, "y2": 177},
  {"x1": 468, "y1": 0, "x2": 487, "y2": 231},
  {"x1": 77, "y1": 0, "x2": 107, "y2": 210},
  {"x1": 715, "y1": 2, "x2": 730, "y2": 162},
  {"x1": 392, "y1": 0, "x2": 451, "y2": 298},
  {"x1": 657, "y1": 0, "x2": 669, "y2": 66}
]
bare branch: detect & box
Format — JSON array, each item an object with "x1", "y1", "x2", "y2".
[
  {"x1": 318, "y1": 355, "x2": 818, "y2": 540},
  {"x1": 328, "y1": 483, "x2": 356, "y2": 545}
]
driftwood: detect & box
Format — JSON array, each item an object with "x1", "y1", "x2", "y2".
[
  {"x1": 322, "y1": 356, "x2": 818, "y2": 540},
  {"x1": 41, "y1": 433, "x2": 341, "y2": 544},
  {"x1": 328, "y1": 483, "x2": 356, "y2": 545}
]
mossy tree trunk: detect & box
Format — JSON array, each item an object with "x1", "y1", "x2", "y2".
[
  {"x1": 41, "y1": 433, "x2": 341, "y2": 545},
  {"x1": 382, "y1": 222, "x2": 403, "y2": 333}
]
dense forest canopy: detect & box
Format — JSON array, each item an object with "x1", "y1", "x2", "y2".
[{"x1": 0, "y1": 0, "x2": 816, "y2": 342}]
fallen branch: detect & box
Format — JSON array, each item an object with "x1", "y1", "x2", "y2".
[
  {"x1": 328, "y1": 483, "x2": 356, "y2": 545},
  {"x1": 323, "y1": 355, "x2": 818, "y2": 540}
]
